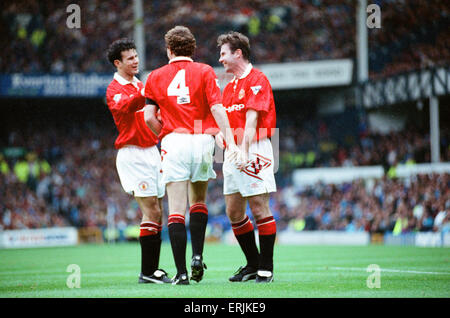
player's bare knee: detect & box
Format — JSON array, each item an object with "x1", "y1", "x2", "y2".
[
  {"x1": 249, "y1": 206, "x2": 266, "y2": 221},
  {"x1": 226, "y1": 206, "x2": 245, "y2": 223},
  {"x1": 248, "y1": 197, "x2": 270, "y2": 221},
  {"x1": 138, "y1": 197, "x2": 161, "y2": 220}
]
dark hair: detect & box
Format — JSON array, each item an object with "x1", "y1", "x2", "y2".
[
  {"x1": 165, "y1": 26, "x2": 196, "y2": 57},
  {"x1": 217, "y1": 31, "x2": 250, "y2": 61},
  {"x1": 106, "y1": 38, "x2": 136, "y2": 67}
]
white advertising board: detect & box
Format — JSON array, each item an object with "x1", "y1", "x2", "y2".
[
  {"x1": 293, "y1": 166, "x2": 384, "y2": 187},
  {"x1": 0, "y1": 227, "x2": 78, "y2": 249},
  {"x1": 277, "y1": 230, "x2": 370, "y2": 245},
  {"x1": 214, "y1": 59, "x2": 353, "y2": 90}
]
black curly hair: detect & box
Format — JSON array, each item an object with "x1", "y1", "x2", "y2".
[{"x1": 106, "y1": 38, "x2": 136, "y2": 67}]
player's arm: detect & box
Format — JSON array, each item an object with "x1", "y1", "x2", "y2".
[
  {"x1": 211, "y1": 103, "x2": 236, "y2": 148},
  {"x1": 211, "y1": 104, "x2": 242, "y2": 165},
  {"x1": 143, "y1": 100, "x2": 162, "y2": 136},
  {"x1": 203, "y1": 66, "x2": 239, "y2": 151},
  {"x1": 106, "y1": 87, "x2": 145, "y2": 114},
  {"x1": 141, "y1": 72, "x2": 163, "y2": 135},
  {"x1": 239, "y1": 109, "x2": 258, "y2": 170}
]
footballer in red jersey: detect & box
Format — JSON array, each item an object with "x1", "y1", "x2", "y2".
[
  {"x1": 221, "y1": 65, "x2": 276, "y2": 145},
  {"x1": 105, "y1": 38, "x2": 170, "y2": 284},
  {"x1": 217, "y1": 31, "x2": 277, "y2": 283},
  {"x1": 144, "y1": 55, "x2": 222, "y2": 140},
  {"x1": 143, "y1": 26, "x2": 238, "y2": 285},
  {"x1": 106, "y1": 70, "x2": 156, "y2": 149}
]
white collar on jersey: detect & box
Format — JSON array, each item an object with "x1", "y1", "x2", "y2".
[
  {"x1": 231, "y1": 63, "x2": 253, "y2": 82},
  {"x1": 114, "y1": 72, "x2": 140, "y2": 86},
  {"x1": 169, "y1": 56, "x2": 193, "y2": 64}
]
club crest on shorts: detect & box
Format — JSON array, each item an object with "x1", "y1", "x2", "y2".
[
  {"x1": 238, "y1": 88, "x2": 245, "y2": 99},
  {"x1": 138, "y1": 181, "x2": 149, "y2": 191},
  {"x1": 242, "y1": 153, "x2": 272, "y2": 180}
]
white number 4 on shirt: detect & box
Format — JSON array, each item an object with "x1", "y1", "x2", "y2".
[{"x1": 167, "y1": 69, "x2": 190, "y2": 104}]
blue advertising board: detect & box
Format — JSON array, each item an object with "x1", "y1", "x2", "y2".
[{"x1": 0, "y1": 73, "x2": 114, "y2": 97}]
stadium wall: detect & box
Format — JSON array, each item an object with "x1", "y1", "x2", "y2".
[
  {"x1": 1, "y1": 227, "x2": 448, "y2": 248},
  {"x1": 223, "y1": 229, "x2": 450, "y2": 247}
]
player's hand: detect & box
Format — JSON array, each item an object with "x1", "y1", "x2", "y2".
[
  {"x1": 225, "y1": 142, "x2": 247, "y2": 170},
  {"x1": 143, "y1": 104, "x2": 162, "y2": 135},
  {"x1": 225, "y1": 143, "x2": 249, "y2": 171},
  {"x1": 215, "y1": 131, "x2": 226, "y2": 149},
  {"x1": 156, "y1": 108, "x2": 162, "y2": 122},
  {"x1": 235, "y1": 147, "x2": 249, "y2": 171},
  {"x1": 143, "y1": 104, "x2": 154, "y2": 122}
]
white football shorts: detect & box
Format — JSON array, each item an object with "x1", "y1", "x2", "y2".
[
  {"x1": 160, "y1": 132, "x2": 216, "y2": 184},
  {"x1": 223, "y1": 138, "x2": 277, "y2": 197},
  {"x1": 116, "y1": 145, "x2": 165, "y2": 198}
]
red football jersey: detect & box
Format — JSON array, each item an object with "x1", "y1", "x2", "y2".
[
  {"x1": 222, "y1": 64, "x2": 276, "y2": 144},
  {"x1": 144, "y1": 57, "x2": 222, "y2": 140},
  {"x1": 106, "y1": 73, "x2": 158, "y2": 149}
]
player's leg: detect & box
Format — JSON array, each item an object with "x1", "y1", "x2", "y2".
[
  {"x1": 187, "y1": 134, "x2": 216, "y2": 282},
  {"x1": 188, "y1": 180, "x2": 209, "y2": 282},
  {"x1": 115, "y1": 146, "x2": 170, "y2": 284},
  {"x1": 136, "y1": 195, "x2": 171, "y2": 284},
  {"x1": 160, "y1": 133, "x2": 192, "y2": 284},
  {"x1": 226, "y1": 192, "x2": 259, "y2": 282},
  {"x1": 166, "y1": 180, "x2": 189, "y2": 284},
  {"x1": 247, "y1": 193, "x2": 276, "y2": 283}
]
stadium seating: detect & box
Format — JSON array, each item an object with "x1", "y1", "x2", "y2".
[
  {"x1": 1, "y1": 0, "x2": 448, "y2": 78},
  {"x1": 1, "y1": 0, "x2": 449, "y2": 239},
  {"x1": 0, "y1": 116, "x2": 448, "y2": 238}
]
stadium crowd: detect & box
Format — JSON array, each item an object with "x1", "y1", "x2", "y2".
[
  {"x1": 274, "y1": 174, "x2": 449, "y2": 234},
  {"x1": 1, "y1": 0, "x2": 448, "y2": 78},
  {"x1": 1, "y1": 117, "x2": 448, "y2": 238},
  {"x1": 1, "y1": 0, "x2": 449, "y2": 238},
  {"x1": 368, "y1": 0, "x2": 450, "y2": 78},
  {"x1": 278, "y1": 109, "x2": 450, "y2": 176}
]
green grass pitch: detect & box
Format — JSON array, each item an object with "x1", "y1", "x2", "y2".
[{"x1": 0, "y1": 242, "x2": 449, "y2": 298}]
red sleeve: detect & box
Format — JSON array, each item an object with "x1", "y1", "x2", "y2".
[
  {"x1": 144, "y1": 72, "x2": 157, "y2": 103},
  {"x1": 203, "y1": 66, "x2": 222, "y2": 108},
  {"x1": 245, "y1": 74, "x2": 270, "y2": 113},
  {"x1": 106, "y1": 84, "x2": 145, "y2": 114}
]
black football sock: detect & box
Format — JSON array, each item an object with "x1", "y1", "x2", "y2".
[
  {"x1": 258, "y1": 234, "x2": 275, "y2": 272},
  {"x1": 256, "y1": 216, "x2": 277, "y2": 272},
  {"x1": 139, "y1": 231, "x2": 161, "y2": 276},
  {"x1": 189, "y1": 203, "x2": 208, "y2": 257},
  {"x1": 232, "y1": 215, "x2": 259, "y2": 269},
  {"x1": 168, "y1": 214, "x2": 187, "y2": 275}
]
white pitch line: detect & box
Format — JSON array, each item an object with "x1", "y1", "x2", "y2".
[{"x1": 327, "y1": 267, "x2": 450, "y2": 275}]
